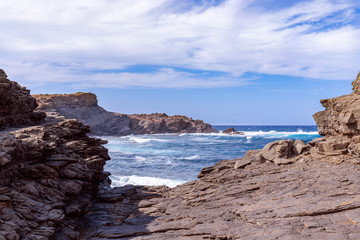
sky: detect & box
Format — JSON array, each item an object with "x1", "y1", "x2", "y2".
[{"x1": 1, "y1": 0, "x2": 360, "y2": 125}]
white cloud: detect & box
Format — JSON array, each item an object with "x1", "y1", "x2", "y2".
[{"x1": 0, "y1": 0, "x2": 359, "y2": 88}]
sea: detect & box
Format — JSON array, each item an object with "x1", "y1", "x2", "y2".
[{"x1": 101, "y1": 125, "x2": 320, "y2": 188}]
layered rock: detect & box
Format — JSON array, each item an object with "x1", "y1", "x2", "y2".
[
  {"x1": 314, "y1": 72, "x2": 360, "y2": 136},
  {"x1": 129, "y1": 113, "x2": 217, "y2": 134},
  {"x1": 0, "y1": 69, "x2": 45, "y2": 128},
  {"x1": 33, "y1": 93, "x2": 132, "y2": 136},
  {"x1": 0, "y1": 70, "x2": 110, "y2": 239},
  {"x1": 33, "y1": 93, "x2": 218, "y2": 135},
  {"x1": 80, "y1": 157, "x2": 360, "y2": 239}
]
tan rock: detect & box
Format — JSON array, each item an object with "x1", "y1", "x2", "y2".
[{"x1": 33, "y1": 93, "x2": 219, "y2": 135}]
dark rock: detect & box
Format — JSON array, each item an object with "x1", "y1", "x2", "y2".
[
  {"x1": 0, "y1": 70, "x2": 110, "y2": 239},
  {"x1": 222, "y1": 127, "x2": 244, "y2": 135},
  {"x1": 0, "y1": 69, "x2": 45, "y2": 129}
]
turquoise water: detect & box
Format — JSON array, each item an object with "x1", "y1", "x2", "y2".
[{"x1": 101, "y1": 125, "x2": 320, "y2": 187}]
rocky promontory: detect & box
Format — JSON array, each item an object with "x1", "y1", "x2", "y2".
[{"x1": 33, "y1": 93, "x2": 218, "y2": 135}]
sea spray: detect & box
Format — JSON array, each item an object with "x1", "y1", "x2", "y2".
[{"x1": 101, "y1": 125, "x2": 320, "y2": 187}]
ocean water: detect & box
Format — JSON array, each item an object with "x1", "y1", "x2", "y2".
[{"x1": 101, "y1": 126, "x2": 320, "y2": 188}]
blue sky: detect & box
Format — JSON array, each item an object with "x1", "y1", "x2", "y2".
[{"x1": 1, "y1": 0, "x2": 360, "y2": 125}]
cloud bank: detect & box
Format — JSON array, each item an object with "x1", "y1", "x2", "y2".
[{"x1": 0, "y1": 0, "x2": 359, "y2": 88}]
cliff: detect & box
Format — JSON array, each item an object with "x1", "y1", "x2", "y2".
[
  {"x1": 0, "y1": 70, "x2": 110, "y2": 239},
  {"x1": 78, "y1": 72, "x2": 360, "y2": 239},
  {"x1": 33, "y1": 93, "x2": 218, "y2": 135}
]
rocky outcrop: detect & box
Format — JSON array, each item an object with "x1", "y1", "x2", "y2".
[
  {"x1": 33, "y1": 93, "x2": 219, "y2": 135},
  {"x1": 222, "y1": 127, "x2": 244, "y2": 135},
  {"x1": 78, "y1": 71, "x2": 360, "y2": 239},
  {"x1": 129, "y1": 113, "x2": 217, "y2": 134},
  {"x1": 0, "y1": 70, "x2": 110, "y2": 239},
  {"x1": 33, "y1": 93, "x2": 132, "y2": 136},
  {"x1": 0, "y1": 69, "x2": 45, "y2": 128},
  {"x1": 314, "y1": 72, "x2": 360, "y2": 136}
]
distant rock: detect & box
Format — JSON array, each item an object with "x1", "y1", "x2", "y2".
[
  {"x1": 222, "y1": 127, "x2": 244, "y2": 135},
  {"x1": 33, "y1": 93, "x2": 219, "y2": 135},
  {"x1": 129, "y1": 113, "x2": 218, "y2": 134}
]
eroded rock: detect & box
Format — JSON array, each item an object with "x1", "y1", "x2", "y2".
[
  {"x1": 33, "y1": 93, "x2": 219, "y2": 135},
  {"x1": 314, "y1": 71, "x2": 360, "y2": 137},
  {"x1": 0, "y1": 69, "x2": 45, "y2": 128}
]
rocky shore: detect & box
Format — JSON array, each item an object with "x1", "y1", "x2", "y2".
[
  {"x1": 33, "y1": 93, "x2": 218, "y2": 136},
  {"x1": 3, "y1": 69, "x2": 360, "y2": 239},
  {"x1": 78, "y1": 72, "x2": 360, "y2": 239}
]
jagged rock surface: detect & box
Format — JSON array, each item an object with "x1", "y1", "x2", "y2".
[
  {"x1": 33, "y1": 93, "x2": 218, "y2": 135},
  {"x1": 0, "y1": 69, "x2": 45, "y2": 128},
  {"x1": 0, "y1": 70, "x2": 110, "y2": 240},
  {"x1": 0, "y1": 120, "x2": 110, "y2": 240},
  {"x1": 314, "y1": 72, "x2": 360, "y2": 136}
]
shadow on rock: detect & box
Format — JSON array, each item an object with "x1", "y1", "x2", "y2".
[{"x1": 78, "y1": 184, "x2": 167, "y2": 239}]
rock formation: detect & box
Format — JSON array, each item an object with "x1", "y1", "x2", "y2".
[
  {"x1": 222, "y1": 127, "x2": 244, "y2": 135},
  {"x1": 77, "y1": 72, "x2": 360, "y2": 239},
  {"x1": 314, "y1": 72, "x2": 360, "y2": 137},
  {"x1": 0, "y1": 70, "x2": 110, "y2": 239},
  {"x1": 0, "y1": 69, "x2": 45, "y2": 128},
  {"x1": 33, "y1": 93, "x2": 219, "y2": 135}
]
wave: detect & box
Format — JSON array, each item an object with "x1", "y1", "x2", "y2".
[
  {"x1": 110, "y1": 175, "x2": 185, "y2": 188},
  {"x1": 128, "y1": 136, "x2": 169, "y2": 143},
  {"x1": 106, "y1": 145, "x2": 178, "y2": 155},
  {"x1": 184, "y1": 155, "x2": 199, "y2": 160},
  {"x1": 242, "y1": 130, "x2": 320, "y2": 138}
]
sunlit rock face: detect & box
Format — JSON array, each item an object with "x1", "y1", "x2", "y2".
[
  {"x1": 33, "y1": 93, "x2": 219, "y2": 135},
  {"x1": 314, "y1": 72, "x2": 360, "y2": 137}
]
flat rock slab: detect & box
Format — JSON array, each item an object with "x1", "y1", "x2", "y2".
[{"x1": 79, "y1": 158, "x2": 360, "y2": 239}]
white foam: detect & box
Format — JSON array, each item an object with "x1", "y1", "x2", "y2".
[
  {"x1": 110, "y1": 175, "x2": 185, "y2": 188},
  {"x1": 184, "y1": 155, "x2": 200, "y2": 160},
  {"x1": 128, "y1": 136, "x2": 169, "y2": 143},
  {"x1": 134, "y1": 156, "x2": 147, "y2": 162},
  {"x1": 241, "y1": 130, "x2": 320, "y2": 137}
]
